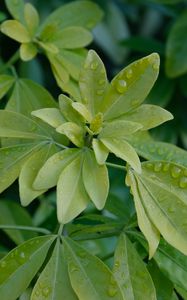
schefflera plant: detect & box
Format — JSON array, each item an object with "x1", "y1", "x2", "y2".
[
  {"x1": 31, "y1": 50, "x2": 173, "y2": 226},
  {"x1": 0, "y1": 0, "x2": 103, "y2": 97}
]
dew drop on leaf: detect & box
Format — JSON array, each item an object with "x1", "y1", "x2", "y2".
[
  {"x1": 154, "y1": 162, "x2": 162, "y2": 172},
  {"x1": 107, "y1": 286, "x2": 118, "y2": 297},
  {"x1": 42, "y1": 287, "x2": 51, "y2": 297},
  {"x1": 179, "y1": 176, "x2": 187, "y2": 188},
  {"x1": 91, "y1": 62, "x2": 98, "y2": 70},
  {"x1": 171, "y1": 166, "x2": 181, "y2": 178},
  {"x1": 162, "y1": 163, "x2": 170, "y2": 172},
  {"x1": 115, "y1": 80, "x2": 127, "y2": 93},
  {"x1": 126, "y1": 69, "x2": 133, "y2": 79}
]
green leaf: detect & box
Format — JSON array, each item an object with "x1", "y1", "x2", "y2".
[
  {"x1": 47, "y1": 52, "x2": 69, "y2": 84},
  {"x1": 166, "y1": 10, "x2": 187, "y2": 77},
  {"x1": 24, "y1": 3, "x2": 39, "y2": 36},
  {"x1": 127, "y1": 161, "x2": 187, "y2": 257},
  {"x1": 0, "y1": 75, "x2": 15, "y2": 100},
  {"x1": 5, "y1": 0, "x2": 24, "y2": 22},
  {"x1": 175, "y1": 285, "x2": 187, "y2": 299},
  {"x1": 31, "y1": 240, "x2": 78, "y2": 300},
  {"x1": 100, "y1": 120, "x2": 142, "y2": 139},
  {"x1": 0, "y1": 142, "x2": 42, "y2": 193},
  {"x1": 57, "y1": 153, "x2": 89, "y2": 224},
  {"x1": 37, "y1": 41, "x2": 59, "y2": 54},
  {"x1": 101, "y1": 53, "x2": 160, "y2": 120},
  {"x1": 147, "y1": 260, "x2": 173, "y2": 300},
  {"x1": 117, "y1": 104, "x2": 173, "y2": 130},
  {"x1": 20, "y1": 43, "x2": 38, "y2": 61},
  {"x1": 31, "y1": 108, "x2": 65, "y2": 128},
  {"x1": 92, "y1": 138, "x2": 109, "y2": 165},
  {"x1": 82, "y1": 149, "x2": 109, "y2": 209},
  {"x1": 79, "y1": 49, "x2": 108, "y2": 116},
  {"x1": 101, "y1": 137, "x2": 141, "y2": 173},
  {"x1": 72, "y1": 102, "x2": 92, "y2": 122},
  {"x1": 125, "y1": 172, "x2": 160, "y2": 259},
  {"x1": 6, "y1": 78, "x2": 56, "y2": 116},
  {"x1": 40, "y1": 1, "x2": 103, "y2": 33},
  {"x1": 33, "y1": 148, "x2": 81, "y2": 190},
  {"x1": 56, "y1": 49, "x2": 86, "y2": 81},
  {"x1": 121, "y1": 36, "x2": 164, "y2": 55},
  {"x1": 113, "y1": 234, "x2": 157, "y2": 300},
  {"x1": 0, "y1": 200, "x2": 36, "y2": 245},
  {"x1": 1, "y1": 20, "x2": 31, "y2": 43},
  {"x1": 19, "y1": 143, "x2": 58, "y2": 206},
  {"x1": 56, "y1": 122, "x2": 84, "y2": 147},
  {"x1": 59, "y1": 94, "x2": 84, "y2": 125},
  {"x1": 0, "y1": 110, "x2": 49, "y2": 139},
  {"x1": 126, "y1": 132, "x2": 187, "y2": 167},
  {"x1": 0, "y1": 235, "x2": 56, "y2": 300},
  {"x1": 63, "y1": 236, "x2": 124, "y2": 300},
  {"x1": 47, "y1": 26, "x2": 92, "y2": 49},
  {"x1": 154, "y1": 239, "x2": 187, "y2": 291}
]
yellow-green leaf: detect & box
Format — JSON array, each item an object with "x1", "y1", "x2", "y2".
[
  {"x1": 57, "y1": 154, "x2": 89, "y2": 224},
  {"x1": 24, "y1": 3, "x2": 39, "y2": 36},
  {"x1": 72, "y1": 102, "x2": 92, "y2": 123},
  {"x1": 79, "y1": 49, "x2": 108, "y2": 116},
  {"x1": 1, "y1": 20, "x2": 31, "y2": 43},
  {"x1": 102, "y1": 53, "x2": 160, "y2": 120},
  {"x1": 20, "y1": 43, "x2": 37, "y2": 61},
  {"x1": 118, "y1": 104, "x2": 173, "y2": 130},
  {"x1": 5, "y1": 0, "x2": 24, "y2": 22},
  {"x1": 113, "y1": 234, "x2": 157, "y2": 300},
  {"x1": 83, "y1": 149, "x2": 109, "y2": 209},
  {"x1": 56, "y1": 122, "x2": 84, "y2": 147},
  {"x1": 99, "y1": 120, "x2": 142, "y2": 139},
  {"x1": 33, "y1": 148, "x2": 81, "y2": 190},
  {"x1": 101, "y1": 137, "x2": 141, "y2": 173},
  {"x1": 127, "y1": 161, "x2": 187, "y2": 256},
  {"x1": 31, "y1": 108, "x2": 65, "y2": 128},
  {"x1": 92, "y1": 138, "x2": 109, "y2": 165},
  {"x1": 58, "y1": 94, "x2": 83, "y2": 125}
]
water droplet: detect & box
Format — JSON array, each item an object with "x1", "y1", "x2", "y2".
[
  {"x1": 168, "y1": 206, "x2": 175, "y2": 213},
  {"x1": 0, "y1": 261, "x2": 6, "y2": 268},
  {"x1": 145, "y1": 162, "x2": 154, "y2": 169},
  {"x1": 35, "y1": 290, "x2": 40, "y2": 297},
  {"x1": 96, "y1": 89, "x2": 104, "y2": 95},
  {"x1": 107, "y1": 286, "x2": 118, "y2": 297},
  {"x1": 20, "y1": 252, "x2": 26, "y2": 259},
  {"x1": 98, "y1": 79, "x2": 105, "y2": 85},
  {"x1": 42, "y1": 287, "x2": 50, "y2": 297},
  {"x1": 114, "y1": 261, "x2": 120, "y2": 268},
  {"x1": 131, "y1": 99, "x2": 140, "y2": 106},
  {"x1": 116, "y1": 80, "x2": 127, "y2": 93},
  {"x1": 179, "y1": 177, "x2": 187, "y2": 188},
  {"x1": 171, "y1": 166, "x2": 182, "y2": 178},
  {"x1": 91, "y1": 62, "x2": 98, "y2": 70},
  {"x1": 162, "y1": 163, "x2": 170, "y2": 172},
  {"x1": 154, "y1": 162, "x2": 162, "y2": 172},
  {"x1": 126, "y1": 69, "x2": 133, "y2": 79}
]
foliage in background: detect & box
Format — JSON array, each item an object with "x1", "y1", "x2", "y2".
[{"x1": 1, "y1": 0, "x2": 187, "y2": 299}]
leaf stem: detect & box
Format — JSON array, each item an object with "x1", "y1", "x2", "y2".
[
  {"x1": 0, "y1": 225, "x2": 51, "y2": 235},
  {"x1": 0, "y1": 50, "x2": 20, "y2": 73},
  {"x1": 106, "y1": 162, "x2": 126, "y2": 171},
  {"x1": 58, "y1": 223, "x2": 64, "y2": 236}
]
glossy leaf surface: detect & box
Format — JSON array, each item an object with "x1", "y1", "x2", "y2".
[{"x1": 1, "y1": 20, "x2": 31, "y2": 43}]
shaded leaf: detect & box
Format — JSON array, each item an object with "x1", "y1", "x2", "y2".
[
  {"x1": 56, "y1": 122, "x2": 84, "y2": 147},
  {"x1": 31, "y1": 240, "x2": 78, "y2": 300},
  {"x1": 5, "y1": 0, "x2": 24, "y2": 22},
  {"x1": 24, "y1": 3, "x2": 39, "y2": 36},
  {"x1": 0, "y1": 200, "x2": 36, "y2": 245},
  {"x1": 63, "y1": 236, "x2": 124, "y2": 300},
  {"x1": 0, "y1": 75, "x2": 15, "y2": 100},
  {"x1": 20, "y1": 43, "x2": 37, "y2": 61},
  {"x1": 32, "y1": 108, "x2": 65, "y2": 128},
  {"x1": 92, "y1": 138, "x2": 109, "y2": 165},
  {"x1": 0, "y1": 235, "x2": 56, "y2": 300},
  {"x1": 113, "y1": 234, "x2": 157, "y2": 300}
]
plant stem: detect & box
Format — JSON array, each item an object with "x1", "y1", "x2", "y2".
[
  {"x1": 0, "y1": 50, "x2": 20, "y2": 73},
  {"x1": 0, "y1": 225, "x2": 51, "y2": 235},
  {"x1": 106, "y1": 162, "x2": 126, "y2": 171}
]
